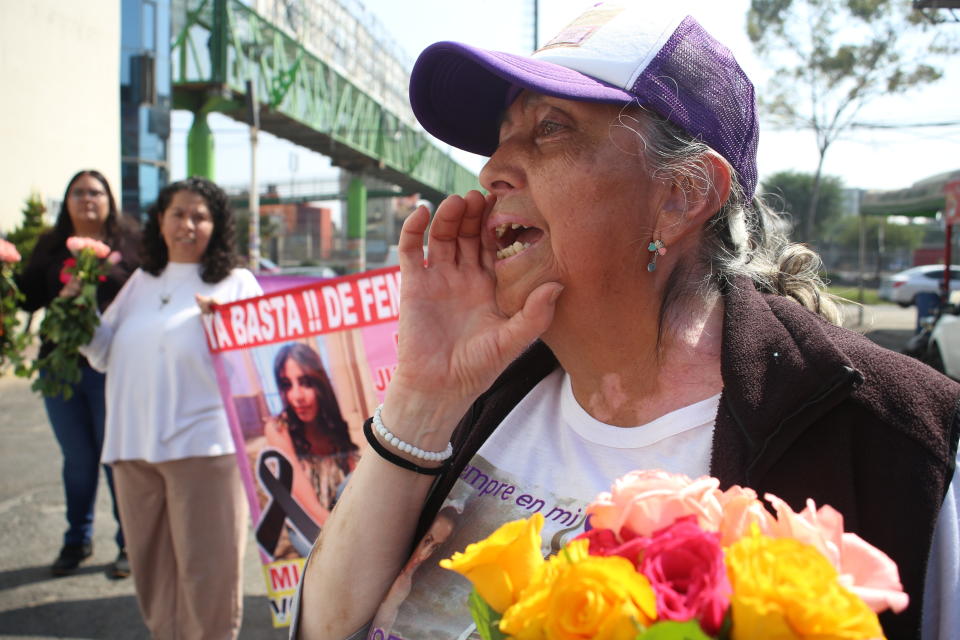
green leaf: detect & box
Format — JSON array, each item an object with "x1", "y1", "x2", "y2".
[
  {"x1": 635, "y1": 620, "x2": 714, "y2": 640},
  {"x1": 31, "y1": 283, "x2": 101, "y2": 397},
  {"x1": 467, "y1": 589, "x2": 507, "y2": 640},
  {"x1": 716, "y1": 609, "x2": 733, "y2": 640}
]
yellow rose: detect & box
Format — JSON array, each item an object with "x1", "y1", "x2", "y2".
[
  {"x1": 440, "y1": 513, "x2": 545, "y2": 613},
  {"x1": 502, "y1": 539, "x2": 657, "y2": 640},
  {"x1": 725, "y1": 530, "x2": 885, "y2": 640}
]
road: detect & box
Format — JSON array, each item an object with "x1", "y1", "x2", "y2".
[
  {"x1": 0, "y1": 303, "x2": 919, "y2": 639},
  {"x1": 840, "y1": 301, "x2": 918, "y2": 352},
  {"x1": 0, "y1": 375, "x2": 287, "y2": 640}
]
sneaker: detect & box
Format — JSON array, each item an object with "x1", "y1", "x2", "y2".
[
  {"x1": 51, "y1": 542, "x2": 93, "y2": 576},
  {"x1": 109, "y1": 549, "x2": 131, "y2": 579}
]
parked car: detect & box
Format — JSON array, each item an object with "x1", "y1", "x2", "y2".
[
  {"x1": 366, "y1": 246, "x2": 401, "y2": 271},
  {"x1": 926, "y1": 297, "x2": 960, "y2": 380},
  {"x1": 277, "y1": 264, "x2": 340, "y2": 279},
  {"x1": 258, "y1": 257, "x2": 282, "y2": 274},
  {"x1": 877, "y1": 265, "x2": 960, "y2": 307}
]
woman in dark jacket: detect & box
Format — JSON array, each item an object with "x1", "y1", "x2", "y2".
[{"x1": 16, "y1": 169, "x2": 140, "y2": 577}]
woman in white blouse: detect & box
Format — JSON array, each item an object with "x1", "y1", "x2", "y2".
[{"x1": 82, "y1": 177, "x2": 262, "y2": 639}]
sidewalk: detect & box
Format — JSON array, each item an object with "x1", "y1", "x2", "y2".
[
  {"x1": 0, "y1": 373, "x2": 288, "y2": 640},
  {"x1": 840, "y1": 302, "x2": 917, "y2": 353}
]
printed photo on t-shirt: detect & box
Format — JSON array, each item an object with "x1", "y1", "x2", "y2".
[{"x1": 369, "y1": 454, "x2": 590, "y2": 640}]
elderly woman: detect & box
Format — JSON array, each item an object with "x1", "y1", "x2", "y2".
[{"x1": 296, "y1": 5, "x2": 959, "y2": 640}]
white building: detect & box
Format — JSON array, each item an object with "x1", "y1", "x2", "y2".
[{"x1": 0, "y1": 0, "x2": 121, "y2": 232}]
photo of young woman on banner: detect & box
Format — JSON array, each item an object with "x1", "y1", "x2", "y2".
[{"x1": 261, "y1": 340, "x2": 360, "y2": 558}]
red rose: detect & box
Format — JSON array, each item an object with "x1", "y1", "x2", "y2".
[
  {"x1": 575, "y1": 526, "x2": 647, "y2": 568},
  {"x1": 639, "y1": 515, "x2": 731, "y2": 635},
  {"x1": 59, "y1": 257, "x2": 78, "y2": 284}
]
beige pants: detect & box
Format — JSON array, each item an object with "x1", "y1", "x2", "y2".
[{"x1": 113, "y1": 455, "x2": 248, "y2": 640}]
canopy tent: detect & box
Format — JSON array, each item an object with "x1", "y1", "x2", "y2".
[
  {"x1": 860, "y1": 169, "x2": 960, "y2": 218},
  {"x1": 858, "y1": 169, "x2": 960, "y2": 300}
]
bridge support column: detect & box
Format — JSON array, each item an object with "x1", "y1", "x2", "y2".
[
  {"x1": 187, "y1": 110, "x2": 215, "y2": 179},
  {"x1": 346, "y1": 177, "x2": 367, "y2": 273}
]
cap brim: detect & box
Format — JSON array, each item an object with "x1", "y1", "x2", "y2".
[{"x1": 409, "y1": 42, "x2": 636, "y2": 157}]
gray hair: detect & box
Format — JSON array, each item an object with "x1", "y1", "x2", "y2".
[{"x1": 617, "y1": 107, "x2": 842, "y2": 326}]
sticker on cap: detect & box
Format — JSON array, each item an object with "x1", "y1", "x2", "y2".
[{"x1": 536, "y1": 6, "x2": 624, "y2": 52}]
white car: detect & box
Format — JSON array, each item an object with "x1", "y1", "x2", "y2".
[
  {"x1": 276, "y1": 265, "x2": 339, "y2": 279},
  {"x1": 258, "y1": 257, "x2": 282, "y2": 274},
  {"x1": 927, "y1": 302, "x2": 960, "y2": 380},
  {"x1": 878, "y1": 265, "x2": 960, "y2": 307}
]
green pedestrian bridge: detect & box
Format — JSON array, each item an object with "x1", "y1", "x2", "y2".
[{"x1": 172, "y1": 0, "x2": 480, "y2": 221}]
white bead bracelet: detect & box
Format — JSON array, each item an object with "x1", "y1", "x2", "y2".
[{"x1": 372, "y1": 404, "x2": 454, "y2": 463}]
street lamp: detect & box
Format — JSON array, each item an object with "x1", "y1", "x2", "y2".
[{"x1": 245, "y1": 79, "x2": 260, "y2": 272}]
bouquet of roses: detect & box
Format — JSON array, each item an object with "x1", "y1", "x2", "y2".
[
  {"x1": 32, "y1": 236, "x2": 120, "y2": 399},
  {"x1": 441, "y1": 470, "x2": 907, "y2": 640},
  {"x1": 0, "y1": 238, "x2": 28, "y2": 373}
]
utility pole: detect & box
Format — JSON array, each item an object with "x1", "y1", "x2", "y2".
[
  {"x1": 533, "y1": 0, "x2": 539, "y2": 50},
  {"x1": 857, "y1": 198, "x2": 866, "y2": 327},
  {"x1": 246, "y1": 79, "x2": 260, "y2": 272}
]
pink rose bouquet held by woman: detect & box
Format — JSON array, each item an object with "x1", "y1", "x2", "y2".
[
  {"x1": 442, "y1": 470, "x2": 908, "y2": 640},
  {"x1": 0, "y1": 237, "x2": 28, "y2": 373},
  {"x1": 32, "y1": 236, "x2": 121, "y2": 399}
]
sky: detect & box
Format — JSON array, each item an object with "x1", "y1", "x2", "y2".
[{"x1": 169, "y1": 0, "x2": 960, "y2": 197}]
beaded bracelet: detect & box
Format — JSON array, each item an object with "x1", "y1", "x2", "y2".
[
  {"x1": 362, "y1": 418, "x2": 451, "y2": 476},
  {"x1": 373, "y1": 404, "x2": 454, "y2": 462}
]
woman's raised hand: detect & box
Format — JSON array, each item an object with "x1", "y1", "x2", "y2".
[
  {"x1": 385, "y1": 190, "x2": 562, "y2": 423},
  {"x1": 296, "y1": 191, "x2": 564, "y2": 639}
]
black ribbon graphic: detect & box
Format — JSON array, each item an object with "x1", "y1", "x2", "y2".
[{"x1": 255, "y1": 449, "x2": 320, "y2": 557}]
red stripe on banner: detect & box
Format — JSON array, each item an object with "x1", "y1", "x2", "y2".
[{"x1": 204, "y1": 266, "x2": 401, "y2": 353}]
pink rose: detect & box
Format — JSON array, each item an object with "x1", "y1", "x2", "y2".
[
  {"x1": 0, "y1": 238, "x2": 20, "y2": 263},
  {"x1": 107, "y1": 250, "x2": 122, "y2": 265},
  {"x1": 639, "y1": 515, "x2": 731, "y2": 635},
  {"x1": 585, "y1": 470, "x2": 725, "y2": 541},
  {"x1": 65, "y1": 236, "x2": 84, "y2": 254},
  {"x1": 765, "y1": 493, "x2": 909, "y2": 614},
  {"x1": 716, "y1": 485, "x2": 775, "y2": 546},
  {"x1": 91, "y1": 240, "x2": 111, "y2": 259},
  {"x1": 65, "y1": 236, "x2": 111, "y2": 259},
  {"x1": 838, "y1": 531, "x2": 910, "y2": 614}
]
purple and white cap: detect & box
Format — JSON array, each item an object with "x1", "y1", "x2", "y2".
[{"x1": 409, "y1": 2, "x2": 759, "y2": 197}]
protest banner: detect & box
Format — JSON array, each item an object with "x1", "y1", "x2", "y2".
[{"x1": 207, "y1": 266, "x2": 400, "y2": 627}]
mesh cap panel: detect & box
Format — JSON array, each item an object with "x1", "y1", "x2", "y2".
[{"x1": 634, "y1": 17, "x2": 758, "y2": 197}]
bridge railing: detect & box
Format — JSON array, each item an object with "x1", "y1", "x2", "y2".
[{"x1": 172, "y1": 0, "x2": 479, "y2": 198}]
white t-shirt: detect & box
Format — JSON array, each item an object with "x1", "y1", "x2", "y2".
[
  {"x1": 367, "y1": 368, "x2": 960, "y2": 640},
  {"x1": 81, "y1": 263, "x2": 262, "y2": 464},
  {"x1": 370, "y1": 368, "x2": 718, "y2": 639}
]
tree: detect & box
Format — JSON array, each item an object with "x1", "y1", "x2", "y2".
[
  {"x1": 831, "y1": 215, "x2": 925, "y2": 251},
  {"x1": 6, "y1": 192, "x2": 50, "y2": 263},
  {"x1": 235, "y1": 209, "x2": 282, "y2": 264},
  {"x1": 761, "y1": 170, "x2": 845, "y2": 243},
  {"x1": 832, "y1": 215, "x2": 926, "y2": 277},
  {"x1": 747, "y1": 0, "x2": 957, "y2": 241}
]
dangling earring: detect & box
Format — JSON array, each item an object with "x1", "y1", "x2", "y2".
[{"x1": 647, "y1": 238, "x2": 666, "y2": 272}]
